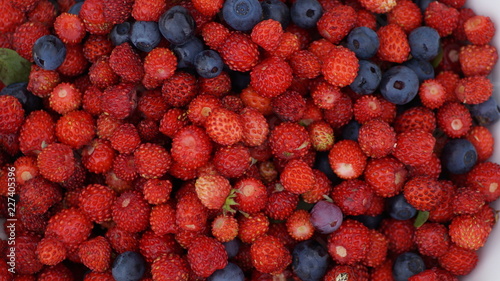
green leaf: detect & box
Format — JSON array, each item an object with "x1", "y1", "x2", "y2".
[
  {"x1": 414, "y1": 211, "x2": 430, "y2": 228},
  {"x1": 0, "y1": 48, "x2": 31, "y2": 86}
]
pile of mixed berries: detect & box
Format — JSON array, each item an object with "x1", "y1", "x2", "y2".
[{"x1": 1, "y1": 0, "x2": 500, "y2": 280}]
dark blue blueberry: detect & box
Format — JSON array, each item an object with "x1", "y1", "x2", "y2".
[
  {"x1": 194, "y1": 50, "x2": 224, "y2": 78},
  {"x1": 351, "y1": 214, "x2": 384, "y2": 229},
  {"x1": 341, "y1": 119, "x2": 361, "y2": 141},
  {"x1": 208, "y1": 263, "x2": 244, "y2": 281},
  {"x1": 159, "y1": 6, "x2": 196, "y2": 45},
  {"x1": 469, "y1": 96, "x2": 500, "y2": 125},
  {"x1": 32, "y1": 35, "x2": 66, "y2": 70},
  {"x1": 393, "y1": 252, "x2": 425, "y2": 281},
  {"x1": 227, "y1": 70, "x2": 250, "y2": 93},
  {"x1": 172, "y1": 37, "x2": 205, "y2": 69},
  {"x1": 408, "y1": 26, "x2": 440, "y2": 61},
  {"x1": 387, "y1": 194, "x2": 417, "y2": 221},
  {"x1": 380, "y1": 65, "x2": 419, "y2": 105},
  {"x1": 403, "y1": 58, "x2": 435, "y2": 83},
  {"x1": 110, "y1": 22, "x2": 131, "y2": 46},
  {"x1": 223, "y1": 239, "x2": 241, "y2": 259},
  {"x1": 130, "y1": 21, "x2": 161, "y2": 52},
  {"x1": 261, "y1": 0, "x2": 290, "y2": 28},
  {"x1": 292, "y1": 240, "x2": 329, "y2": 281},
  {"x1": 222, "y1": 0, "x2": 262, "y2": 31},
  {"x1": 441, "y1": 139, "x2": 477, "y2": 174},
  {"x1": 349, "y1": 60, "x2": 381, "y2": 95},
  {"x1": 67, "y1": 1, "x2": 84, "y2": 15},
  {"x1": 415, "y1": 0, "x2": 433, "y2": 13},
  {"x1": 346, "y1": 27, "x2": 380, "y2": 59},
  {"x1": 111, "y1": 251, "x2": 146, "y2": 281},
  {"x1": 0, "y1": 82, "x2": 43, "y2": 113},
  {"x1": 290, "y1": 0, "x2": 323, "y2": 29},
  {"x1": 313, "y1": 151, "x2": 338, "y2": 183}
]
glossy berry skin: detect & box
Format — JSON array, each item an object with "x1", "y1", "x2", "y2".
[
  {"x1": 349, "y1": 60, "x2": 382, "y2": 95},
  {"x1": 408, "y1": 26, "x2": 440, "y2": 61},
  {"x1": 32, "y1": 35, "x2": 67, "y2": 70},
  {"x1": 290, "y1": 0, "x2": 323, "y2": 29},
  {"x1": 387, "y1": 194, "x2": 417, "y2": 221},
  {"x1": 208, "y1": 262, "x2": 245, "y2": 281},
  {"x1": 346, "y1": 27, "x2": 379, "y2": 59},
  {"x1": 111, "y1": 251, "x2": 146, "y2": 281},
  {"x1": 292, "y1": 239, "x2": 329, "y2": 281},
  {"x1": 261, "y1": 0, "x2": 290, "y2": 28},
  {"x1": 380, "y1": 65, "x2": 419, "y2": 105},
  {"x1": 130, "y1": 21, "x2": 161, "y2": 52},
  {"x1": 469, "y1": 96, "x2": 500, "y2": 126},
  {"x1": 403, "y1": 58, "x2": 435, "y2": 83},
  {"x1": 159, "y1": 6, "x2": 195, "y2": 45},
  {"x1": 172, "y1": 36, "x2": 205, "y2": 69},
  {"x1": 392, "y1": 252, "x2": 425, "y2": 281},
  {"x1": 110, "y1": 22, "x2": 131, "y2": 46},
  {"x1": 441, "y1": 139, "x2": 477, "y2": 175},
  {"x1": 195, "y1": 50, "x2": 224, "y2": 78},
  {"x1": 222, "y1": 0, "x2": 263, "y2": 32}
]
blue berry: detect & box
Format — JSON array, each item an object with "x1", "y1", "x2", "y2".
[
  {"x1": 392, "y1": 252, "x2": 425, "y2": 281},
  {"x1": 67, "y1": 1, "x2": 84, "y2": 15},
  {"x1": 408, "y1": 26, "x2": 440, "y2": 61},
  {"x1": 292, "y1": 239, "x2": 330, "y2": 281},
  {"x1": 0, "y1": 82, "x2": 43, "y2": 113},
  {"x1": 441, "y1": 139, "x2": 477, "y2": 174},
  {"x1": 261, "y1": 0, "x2": 290, "y2": 28},
  {"x1": 290, "y1": 0, "x2": 323, "y2": 29},
  {"x1": 130, "y1": 21, "x2": 161, "y2": 52},
  {"x1": 222, "y1": 0, "x2": 263, "y2": 32},
  {"x1": 207, "y1": 263, "x2": 245, "y2": 281},
  {"x1": 172, "y1": 37, "x2": 205, "y2": 69},
  {"x1": 310, "y1": 200, "x2": 343, "y2": 234},
  {"x1": 349, "y1": 60, "x2": 382, "y2": 95},
  {"x1": 403, "y1": 58, "x2": 435, "y2": 83},
  {"x1": 110, "y1": 22, "x2": 131, "y2": 46},
  {"x1": 469, "y1": 96, "x2": 500, "y2": 126},
  {"x1": 387, "y1": 194, "x2": 417, "y2": 221},
  {"x1": 222, "y1": 239, "x2": 241, "y2": 259},
  {"x1": 32, "y1": 35, "x2": 66, "y2": 70},
  {"x1": 380, "y1": 65, "x2": 419, "y2": 105},
  {"x1": 341, "y1": 119, "x2": 361, "y2": 141},
  {"x1": 346, "y1": 27, "x2": 380, "y2": 59},
  {"x1": 351, "y1": 214, "x2": 384, "y2": 229},
  {"x1": 313, "y1": 151, "x2": 338, "y2": 183},
  {"x1": 415, "y1": 0, "x2": 433, "y2": 13},
  {"x1": 194, "y1": 50, "x2": 224, "y2": 78},
  {"x1": 159, "y1": 6, "x2": 196, "y2": 45},
  {"x1": 111, "y1": 251, "x2": 146, "y2": 281}
]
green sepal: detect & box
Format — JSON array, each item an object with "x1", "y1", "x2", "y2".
[{"x1": 414, "y1": 210, "x2": 430, "y2": 228}]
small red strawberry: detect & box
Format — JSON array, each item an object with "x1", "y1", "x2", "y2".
[
  {"x1": 187, "y1": 236, "x2": 228, "y2": 277},
  {"x1": 12, "y1": 21, "x2": 50, "y2": 62},
  {"x1": 454, "y1": 7, "x2": 476, "y2": 41},
  {"x1": 139, "y1": 231, "x2": 182, "y2": 263},
  {"x1": 328, "y1": 219, "x2": 370, "y2": 265},
  {"x1": 109, "y1": 42, "x2": 144, "y2": 83},
  {"x1": 100, "y1": 83, "x2": 137, "y2": 120},
  {"x1": 57, "y1": 44, "x2": 89, "y2": 77},
  {"x1": 213, "y1": 144, "x2": 251, "y2": 178},
  {"x1": 321, "y1": 92, "x2": 353, "y2": 127},
  {"x1": 79, "y1": 0, "x2": 113, "y2": 35},
  {"x1": 88, "y1": 56, "x2": 119, "y2": 89},
  {"x1": 285, "y1": 209, "x2": 314, "y2": 241},
  {"x1": 219, "y1": 31, "x2": 260, "y2": 72},
  {"x1": 464, "y1": 15, "x2": 495, "y2": 45},
  {"x1": 394, "y1": 106, "x2": 436, "y2": 134},
  {"x1": 280, "y1": 159, "x2": 315, "y2": 195},
  {"x1": 452, "y1": 187, "x2": 485, "y2": 215},
  {"x1": 238, "y1": 212, "x2": 269, "y2": 243},
  {"x1": 376, "y1": 23, "x2": 410, "y2": 63},
  {"x1": 171, "y1": 125, "x2": 213, "y2": 170},
  {"x1": 233, "y1": 177, "x2": 268, "y2": 214},
  {"x1": 55, "y1": 110, "x2": 96, "y2": 149},
  {"x1": 358, "y1": 0, "x2": 396, "y2": 13},
  {"x1": 131, "y1": 0, "x2": 168, "y2": 22},
  {"x1": 408, "y1": 269, "x2": 439, "y2": 281},
  {"x1": 455, "y1": 76, "x2": 493, "y2": 104},
  {"x1": 112, "y1": 190, "x2": 151, "y2": 233},
  {"x1": 211, "y1": 214, "x2": 238, "y2": 242},
  {"x1": 466, "y1": 161, "x2": 500, "y2": 202},
  {"x1": 105, "y1": 226, "x2": 139, "y2": 253},
  {"x1": 53, "y1": 12, "x2": 86, "y2": 44},
  {"x1": 265, "y1": 188, "x2": 299, "y2": 221},
  {"x1": 0, "y1": 95, "x2": 24, "y2": 134},
  {"x1": 251, "y1": 19, "x2": 283, "y2": 51},
  {"x1": 13, "y1": 155, "x2": 39, "y2": 184},
  {"x1": 362, "y1": 229, "x2": 388, "y2": 268},
  {"x1": 27, "y1": 64, "x2": 61, "y2": 98},
  {"x1": 96, "y1": 113, "x2": 124, "y2": 140},
  {"x1": 302, "y1": 169, "x2": 332, "y2": 203},
  {"x1": 36, "y1": 237, "x2": 67, "y2": 266},
  {"x1": 195, "y1": 175, "x2": 231, "y2": 210},
  {"x1": 370, "y1": 258, "x2": 395, "y2": 280},
  {"x1": 150, "y1": 202, "x2": 177, "y2": 236},
  {"x1": 317, "y1": 4, "x2": 357, "y2": 44},
  {"x1": 27, "y1": 0, "x2": 57, "y2": 27},
  {"x1": 109, "y1": 123, "x2": 141, "y2": 154},
  {"x1": 288, "y1": 50, "x2": 321, "y2": 80},
  {"x1": 78, "y1": 184, "x2": 116, "y2": 223},
  {"x1": 269, "y1": 122, "x2": 311, "y2": 160},
  {"x1": 424, "y1": 1, "x2": 459, "y2": 37},
  {"x1": 437, "y1": 102, "x2": 472, "y2": 138},
  {"x1": 0, "y1": 0, "x2": 26, "y2": 33},
  {"x1": 37, "y1": 142, "x2": 75, "y2": 183},
  {"x1": 162, "y1": 71, "x2": 198, "y2": 108},
  {"x1": 353, "y1": 95, "x2": 383, "y2": 124},
  {"x1": 272, "y1": 90, "x2": 306, "y2": 122},
  {"x1": 143, "y1": 47, "x2": 177, "y2": 90},
  {"x1": 358, "y1": 119, "x2": 396, "y2": 158},
  {"x1": 45, "y1": 207, "x2": 93, "y2": 249},
  {"x1": 19, "y1": 176, "x2": 61, "y2": 215},
  {"x1": 308, "y1": 121, "x2": 334, "y2": 152},
  {"x1": 176, "y1": 190, "x2": 209, "y2": 232},
  {"x1": 459, "y1": 44, "x2": 498, "y2": 77},
  {"x1": 322, "y1": 46, "x2": 359, "y2": 87},
  {"x1": 204, "y1": 107, "x2": 243, "y2": 146},
  {"x1": 143, "y1": 178, "x2": 172, "y2": 205},
  {"x1": 379, "y1": 218, "x2": 415, "y2": 254},
  {"x1": 435, "y1": 71, "x2": 461, "y2": 103},
  {"x1": 192, "y1": 0, "x2": 222, "y2": 16},
  {"x1": 78, "y1": 236, "x2": 112, "y2": 272},
  {"x1": 438, "y1": 244, "x2": 478, "y2": 276},
  {"x1": 151, "y1": 253, "x2": 190, "y2": 281},
  {"x1": 49, "y1": 82, "x2": 82, "y2": 114},
  {"x1": 328, "y1": 139, "x2": 367, "y2": 180},
  {"x1": 268, "y1": 31, "x2": 301, "y2": 59},
  {"x1": 103, "y1": 0, "x2": 134, "y2": 24},
  {"x1": 82, "y1": 34, "x2": 113, "y2": 63},
  {"x1": 332, "y1": 179, "x2": 374, "y2": 216},
  {"x1": 393, "y1": 130, "x2": 435, "y2": 166},
  {"x1": 134, "y1": 142, "x2": 172, "y2": 179},
  {"x1": 239, "y1": 106, "x2": 269, "y2": 147},
  {"x1": 418, "y1": 79, "x2": 447, "y2": 109},
  {"x1": 414, "y1": 222, "x2": 451, "y2": 258},
  {"x1": 82, "y1": 86, "x2": 104, "y2": 116},
  {"x1": 251, "y1": 235, "x2": 291, "y2": 275},
  {"x1": 404, "y1": 176, "x2": 443, "y2": 211},
  {"x1": 250, "y1": 56, "x2": 293, "y2": 99},
  {"x1": 465, "y1": 125, "x2": 494, "y2": 162},
  {"x1": 387, "y1": 0, "x2": 422, "y2": 33}
]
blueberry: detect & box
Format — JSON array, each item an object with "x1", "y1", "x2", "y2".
[
  {"x1": 110, "y1": 22, "x2": 131, "y2": 46},
  {"x1": 387, "y1": 194, "x2": 417, "y2": 220},
  {"x1": 393, "y1": 252, "x2": 425, "y2": 281},
  {"x1": 172, "y1": 37, "x2": 204, "y2": 69},
  {"x1": 415, "y1": 0, "x2": 433, "y2": 13},
  {"x1": 290, "y1": 0, "x2": 323, "y2": 29},
  {"x1": 159, "y1": 6, "x2": 196, "y2": 45},
  {"x1": 0, "y1": 82, "x2": 43, "y2": 113},
  {"x1": 380, "y1": 65, "x2": 419, "y2": 105},
  {"x1": 222, "y1": 0, "x2": 263, "y2": 32},
  {"x1": 346, "y1": 27, "x2": 380, "y2": 59},
  {"x1": 351, "y1": 214, "x2": 384, "y2": 229},
  {"x1": 310, "y1": 200, "x2": 343, "y2": 234},
  {"x1": 313, "y1": 151, "x2": 338, "y2": 183},
  {"x1": 408, "y1": 26, "x2": 440, "y2": 61},
  {"x1": 441, "y1": 139, "x2": 477, "y2": 174},
  {"x1": 469, "y1": 96, "x2": 500, "y2": 125},
  {"x1": 207, "y1": 263, "x2": 244, "y2": 281},
  {"x1": 228, "y1": 70, "x2": 250, "y2": 93},
  {"x1": 67, "y1": 1, "x2": 83, "y2": 15},
  {"x1": 111, "y1": 251, "x2": 146, "y2": 281},
  {"x1": 261, "y1": 0, "x2": 290, "y2": 28},
  {"x1": 194, "y1": 50, "x2": 224, "y2": 78},
  {"x1": 341, "y1": 119, "x2": 361, "y2": 141},
  {"x1": 292, "y1": 240, "x2": 329, "y2": 281},
  {"x1": 223, "y1": 239, "x2": 241, "y2": 259},
  {"x1": 403, "y1": 58, "x2": 435, "y2": 83},
  {"x1": 32, "y1": 35, "x2": 66, "y2": 70},
  {"x1": 349, "y1": 60, "x2": 382, "y2": 95},
  {"x1": 130, "y1": 21, "x2": 161, "y2": 52}
]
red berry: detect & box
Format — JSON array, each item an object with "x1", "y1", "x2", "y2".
[
  {"x1": 404, "y1": 176, "x2": 443, "y2": 211},
  {"x1": 250, "y1": 56, "x2": 293, "y2": 99},
  {"x1": 376, "y1": 23, "x2": 410, "y2": 63},
  {"x1": 112, "y1": 190, "x2": 150, "y2": 233},
  {"x1": 0, "y1": 95, "x2": 24, "y2": 134},
  {"x1": 327, "y1": 219, "x2": 370, "y2": 265},
  {"x1": 219, "y1": 32, "x2": 259, "y2": 72},
  {"x1": 464, "y1": 15, "x2": 495, "y2": 45},
  {"x1": 328, "y1": 140, "x2": 367, "y2": 180},
  {"x1": 322, "y1": 46, "x2": 359, "y2": 87},
  {"x1": 78, "y1": 184, "x2": 115, "y2": 223},
  {"x1": 424, "y1": 1, "x2": 459, "y2": 37},
  {"x1": 317, "y1": 4, "x2": 357, "y2": 44}
]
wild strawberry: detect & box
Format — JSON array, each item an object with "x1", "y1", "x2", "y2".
[
  {"x1": 307, "y1": 121, "x2": 334, "y2": 152},
  {"x1": 322, "y1": 46, "x2": 359, "y2": 87},
  {"x1": 139, "y1": 231, "x2": 182, "y2": 263},
  {"x1": 0, "y1": 95, "x2": 24, "y2": 134},
  {"x1": 358, "y1": 119, "x2": 396, "y2": 158},
  {"x1": 453, "y1": 7, "x2": 476, "y2": 41},
  {"x1": 251, "y1": 19, "x2": 282, "y2": 51},
  {"x1": 310, "y1": 81, "x2": 343, "y2": 110},
  {"x1": 251, "y1": 235, "x2": 291, "y2": 275},
  {"x1": 143, "y1": 47, "x2": 177, "y2": 90},
  {"x1": 435, "y1": 71, "x2": 461, "y2": 103},
  {"x1": 418, "y1": 79, "x2": 447, "y2": 109},
  {"x1": 105, "y1": 226, "x2": 139, "y2": 253},
  {"x1": 112, "y1": 190, "x2": 151, "y2": 233},
  {"x1": 159, "y1": 108, "x2": 188, "y2": 139},
  {"x1": 16, "y1": 234, "x2": 43, "y2": 275},
  {"x1": 13, "y1": 155, "x2": 39, "y2": 184},
  {"x1": 109, "y1": 42, "x2": 144, "y2": 83},
  {"x1": 376, "y1": 23, "x2": 410, "y2": 63},
  {"x1": 53, "y1": 13, "x2": 86, "y2": 44},
  {"x1": 317, "y1": 4, "x2": 356, "y2": 44},
  {"x1": 79, "y1": 0, "x2": 112, "y2": 35},
  {"x1": 424, "y1": 1, "x2": 459, "y2": 37},
  {"x1": 288, "y1": 50, "x2": 321, "y2": 80},
  {"x1": 465, "y1": 126, "x2": 494, "y2": 162},
  {"x1": 285, "y1": 209, "x2": 314, "y2": 241},
  {"x1": 82, "y1": 34, "x2": 113, "y2": 64},
  {"x1": 45, "y1": 207, "x2": 93, "y2": 249},
  {"x1": 355, "y1": 8, "x2": 377, "y2": 29},
  {"x1": 200, "y1": 21, "x2": 230, "y2": 51},
  {"x1": 204, "y1": 107, "x2": 243, "y2": 146},
  {"x1": 362, "y1": 229, "x2": 388, "y2": 268},
  {"x1": 96, "y1": 114, "x2": 123, "y2": 140},
  {"x1": 19, "y1": 176, "x2": 61, "y2": 215},
  {"x1": 240, "y1": 86, "x2": 273, "y2": 116},
  {"x1": 370, "y1": 258, "x2": 395, "y2": 280},
  {"x1": 213, "y1": 144, "x2": 251, "y2": 178},
  {"x1": 195, "y1": 175, "x2": 231, "y2": 210},
  {"x1": 88, "y1": 56, "x2": 119, "y2": 90},
  {"x1": 37, "y1": 143, "x2": 75, "y2": 183},
  {"x1": 0, "y1": 0, "x2": 25, "y2": 33},
  {"x1": 211, "y1": 214, "x2": 238, "y2": 242},
  {"x1": 162, "y1": 71, "x2": 198, "y2": 108},
  {"x1": 176, "y1": 190, "x2": 209, "y2": 232},
  {"x1": 56, "y1": 110, "x2": 96, "y2": 149},
  {"x1": 464, "y1": 15, "x2": 495, "y2": 45},
  {"x1": 379, "y1": 218, "x2": 415, "y2": 254},
  {"x1": 269, "y1": 122, "x2": 311, "y2": 160},
  {"x1": 238, "y1": 212, "x2": 269, "y2": 243},
  {"x1": 328, "y1": 140, "x2": 367, "y2": 180},
  {"x1": 101, "y1": 83, "x2": 137, "y2": 120},
  {"x1": 323, "y1": 92, "x2": 354, "y2": 129},
  {"x1": 233, "y1": 177, "x2": 268, "y2": 214},
  {"x1": 150, "y1": 202, "x2": 177, "y2": 236},
  {"x1": 387, "y1": 0, "x2": 422, "y2": 33},
  {"x1": 82, "y1": 86, "x2": 103, "y2": 116},
  {"x1": 250, "y1": 56, "x2": 293, "y2": 99},
  {"x1": 279, "y1": 159, "x2": 314, "y2": 195},
  {"x1": 455, "y1": 76, "x2": 493, "y2": 104},
  {"x1": 199, "y1": 71, "x2": 231, "y2": 97},
  {"x1": 57, "y1": 44, "x2": 89, "y2": 77},
  {"x1": 272, "y1": 90, "x2": 306, "y2": 122},
  {"x1": 27, "y1": 64, "x2": 61, "y2": 98},
  {"x1": 187, "y1": 236, "x2": 228, "y2": 277},
  {"x1": 332, "y1": 179, "x2": 374, "y2": 216},
  {"x1": 408, "y1": 269, "x2": 440, "y2": 281},
  {"x1": 452, "y1": 187, "x2": 485, "y2": 215},
  {"x1": 265, "y1": 188, "x2": 299, "y2": 221},
  {"x1": 143, "y1": 178, "x2": 172, "y2": 205},
  {"x1": 27, "y1": 0, "x2": 57, "y2": 27},
  {"x1": 268, "y1": 31, "x2": 301, "y2": 59},
  {"x1": 404, "y1": 176, "x2": 443, "y2": 211},
  {"x1": 78, "y1": 236, "x2": 112, "y2": 272},
  {"x1": 219, "y1": 32, "x2": 260, "y2": 72},
  {"x1": 108, "y1": 123, "x2": 140, "y2": 154},
  {"x1": 358, "y1": 0, "x2": 396, "y2": 13},
  {"x1": 151, "y1": 253, "x2": 190, "y2": 281},
  {"x1": 353, "y1": 95, "x2": 383, "y2": 124},
  {"x1": 83, "y1": 272, "x2": 115, "y2": 280},
  {"x1": 393, "y1": 130, "x2": 435, "y2": 166},
  {"x1": 132, "y1": 0, "x2": 168, "y2": 22},
  {"x1": 466, "y1": 161, "x2": 500, "y2": 202},
  {"x1": 301, "y1": 169, "x2": 332, "y2": 204},
  {"x1": 12, "y1": 21, "x2": 50, "y2": 62},
  {"x1": 36, "y1": 237, "x2": 67, "y2": 266},
  {"x1": 328, "y1": 219, "x2": 370, "y2": 265},
  {"x1": 394, "y1": 106, "x2": 436, "y2": 134},
  {"x1": 239, "y1": 106, "x2": 269, "y2": 147},
  {"x1": 49, "y1": 82, "x2": 82, "y2": 114},
  {"x1": 459, "y1": 44, "x2": 498, "y2": 77},
  {"x1": 437, "y1": 102, "x2": 472, "y2": 138},
  {"x1": 438, "y1": 244, "x2": 478, "y2": 276},
  {"x1": 134, "y1": 143, "x2": 172, "y2": 179},
  {"x1": 171, "y1": 125, "x2": 213, "y2": 170},
  {"x1": 414, "y1": 222, "x2": 451, "y2": 258},
  {"x1": 78, "y1": 184, "x2": 115, "y2": 224},
  {"x1": 103, "y1": 0, "x2": 134, "y2": 24}
]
